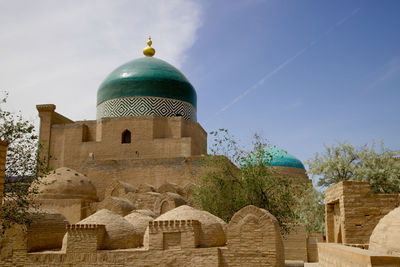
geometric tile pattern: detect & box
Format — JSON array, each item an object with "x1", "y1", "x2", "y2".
[{"x1": 97, "y1": 96, "x2": 197, "y2": 122}]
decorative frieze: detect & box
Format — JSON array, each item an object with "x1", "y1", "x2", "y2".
[{"x1": 97, "y1": 96, "x2": 197, "y2": 121}]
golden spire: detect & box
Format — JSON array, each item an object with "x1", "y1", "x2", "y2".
[{"x1": 143, "y1": 36, "x2": 155, "y2": 57}]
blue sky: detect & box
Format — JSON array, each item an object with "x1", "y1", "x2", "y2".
[
  {"x1": 185, "y1": 0, "x2": 400, "y2": 162},
  {"x1": 1, "y1": 0, "x2": 399, "y2": 168}
]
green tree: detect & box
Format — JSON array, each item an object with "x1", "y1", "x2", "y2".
[
  {"x1": 193, "y1": 129, "x2": 301, "y2": 235},
  {"x1": 0, "y1": 93, "x2": 49, "y2": 231},
  {"x1": 294, "y1": 183, "x2": 325, "y2": 234},
  {"x1": 306, "y1": 141, "x2": 400, "y2": 193}
]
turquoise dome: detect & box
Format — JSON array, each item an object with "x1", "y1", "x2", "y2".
[
  {"x1": 96, "y1": 57, "x2": 197, "y2": 121},
  {"x1": 97, "y1": 57, "x2": 196, "y2": 107},
  {"x1": 262, "y1": 147, "x2": 305, "y2": 169}
]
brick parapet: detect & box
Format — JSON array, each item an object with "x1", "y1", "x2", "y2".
[
  {"x1": 36, "y1": 104, "x2": 56, "y2": 112},
  {"x1": 148, "y1": 219, "x2": 200, "y2": 234},
  {"x1": 66, "y1": 224, "x2": 105, "y2": 253},
  {"x1": 148, "y1": 220, "x2": 200, "y2": 250}
]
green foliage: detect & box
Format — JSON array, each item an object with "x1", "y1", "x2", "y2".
[
  {"x1": 306, "y1": 141, "x2": 400, "y2": 193},
  {"x1": 0, "y1": 93, "x2": 49, "y2": 232},
  {"x1": 193, "y1": 130, "x2": 300, "y2": 235},
  {"x1": 294, "y1": 183, "x2": 325, "y2": 234}
]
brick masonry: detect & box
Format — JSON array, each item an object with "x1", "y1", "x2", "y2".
[
  {"x1": 37, "y1": 105, "x2": 207, "y2": 200},
  {"x1": 318, "y1": 243, "x2": 400, "y2": 267},
  {"x1": 0, "y1": 206, "x2": 287, "y2": 266},
  {"x1": 325, "y1": 180, "x2": 400, "y2": 245}
]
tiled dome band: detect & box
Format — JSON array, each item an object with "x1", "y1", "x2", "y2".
[{"x1": 96, "y1": 96, "x2": 197, "y2": 122}]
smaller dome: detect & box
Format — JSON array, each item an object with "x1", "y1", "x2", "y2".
[
  {"x1": 369, "y1": 206, "x2": 400, "y2": 256},
  {"x1": 157, "y1": 181, "x2": 183, "y2": 195},
  {"x1": 154, "y1": 192, "x2": 186, "y2": 215},
  {"x1": 37, "y1": 167, "x2": 97, "y2": 200},
  {"x1": 144, "y1": 205, "x2": 226, "y2": 247},
  {"x1": 124, "y1": 211, "x2": 154, "y2": 245},
  {"x1": 104, "y1": 180, "x2": 135, "y2": 199},
  {"x1": 62, "y1": 209, "x2": 140, "y2": 250},
  {"x1": 96, "y1": 197, "x2": 135, "y2": 216},
  {"x1": 134, "y1": 209, "x2": 157, "y2": 218},
  {"x1": 136, "y1": 183, "x2": 156, "y2": 193},
  {"x1": 263, "y1": 147, "x2": 305, "y2": 169}
]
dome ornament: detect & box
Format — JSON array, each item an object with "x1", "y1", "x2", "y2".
[{"x1": 143, "y1": 36, "x2": 156, "y2": 57}]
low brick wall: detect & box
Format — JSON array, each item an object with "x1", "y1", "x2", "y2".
[
  {"x1": 307, "y1": 233, "x2": 323, "y2": 262},
  {"x1": 283, "y1": 225, "x2": 307, "y2": 262},
  {"x1": 318, "y1": 243, "x2": 400, "y2": 267},
  {"x1": 20, "y1": 248, "x2": 220, "y2": 267}
]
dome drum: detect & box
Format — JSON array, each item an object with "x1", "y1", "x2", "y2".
[{"x1": 96, "y1": 96, "x2": 196, "y2": 121}]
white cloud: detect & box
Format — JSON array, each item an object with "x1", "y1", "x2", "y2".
[{"x1": 0, "y1": 0, "x2": 203, "y2": 121}]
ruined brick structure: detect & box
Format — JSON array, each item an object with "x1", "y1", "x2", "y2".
[
  {"x1": 325, "y1": 180, "x2": 400, "y2": 246},
  {"x1": 318, "y1": 180, "x2": 400, "y2": 266}
]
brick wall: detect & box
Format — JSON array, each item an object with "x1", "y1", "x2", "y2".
[
  {"x1": 224, "y1": 205, "x2": 285, "y2": 267},
  {"x1": 148, "y1": 220, "x2": 200, "y2": 250},
  {"x1": 283, "y1": 225, "x2": 307, "y2": 262},
  {"x1": 318, "y1": 243, "x2": 400, "y2": 267},
  {"x1": 65, "y1": 224, "x2": 105, "y2": 252},
  {"x1": 307, "y1": 233, "x2": 324, "y2": 262},
  {"x1": 36, "y1": 105, "x2": 209, "y2": 200},
  {"x1": 0, "y1": 205, "x2": 290, "y2": 267},
  {"x1": 325, "y1": 181, "x2": 400, "y2": 245}
]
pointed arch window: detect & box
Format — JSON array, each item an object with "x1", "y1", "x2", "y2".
[{"x1": 121, "y1": 129, "x2": 131, "y2": 144}]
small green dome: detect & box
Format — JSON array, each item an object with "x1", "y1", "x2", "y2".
[
  {"x1": 263, "y1": 147, "x2": 305, "y2": 169},
  {"x1": 97, "y1": 57, "x2": 196, "y2": 107}
]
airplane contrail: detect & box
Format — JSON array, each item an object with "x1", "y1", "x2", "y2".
[{"x1": 204, "y1": 7, "x2": 361, "y2": 124}]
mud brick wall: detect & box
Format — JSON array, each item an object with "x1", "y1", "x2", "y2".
[
  {"x1": 318, "y1": 243, "x2": 400, "y2": 267},
  {"x1": 65, "y1": 224, "x2": 105, "y2": 252},
  {"x1": 283, "y1": 225, "x2": 307, "y2": 262},
  {"x1": 325, "y1": 181, "x2": 400, "y2": 245},
  {"x1": 148, "y1": 220, "x2": 200, "y2": 250}
]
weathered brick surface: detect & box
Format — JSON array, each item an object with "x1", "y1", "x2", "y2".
[
  {"x1": 1, "y1": 247, "x2": 221, "y2": 266},
  {"x1": 225, "y1": 205, "x2": 285, "y2": 267},
  {"x1": 306, "y1": 233, "x2": 324, "y2": 262},
  {"x1": 36, "y1": 105, "x2": 208, "y2": 200},
  {"x1": 148, "y1": 220, "x2": 200, "y2": 250},
  {"x1": 27, "y1": 211, "x2": 69, "y2": 252},
  {"x1": 318, "y1": 242, "x2": 400, "y2": 267},
  {"x1": 37, "y1": 199, "x2": 92, "y2": 224},
  {"x1": 0, "y1": 205, "x2": 291, "y2": 266},
  {"x1": 65, "y1": 224, "x2": 105, "y2": 252},
  {"x1": 283, "y1": 225, "x2": 307, "y2": 262},
  {"x1": 325, "y1": 181, "x2": 400, "y2": 245}
]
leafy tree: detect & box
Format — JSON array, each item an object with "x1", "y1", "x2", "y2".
[
  {"x1": 306, "y1": 141, "x2": 400, "y2": 193},
  {"x1": 294, "y1": 183, "x2": 325, "y2": 234},
  {"x1": 193, "y1": 129, "x2": 303, "y2": 235},
  {"x1": 0, "y1": 93, "x2": 49, "y2": 231}
]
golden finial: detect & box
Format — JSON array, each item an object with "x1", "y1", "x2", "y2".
[{"x1": 143, "y1": 36, "x2": 155, "y2": 57}]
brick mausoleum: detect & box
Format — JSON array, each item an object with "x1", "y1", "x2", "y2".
[{"x1": 3, "y1": 38, "x2": 399, "y2": 267}]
